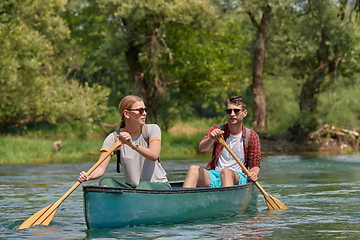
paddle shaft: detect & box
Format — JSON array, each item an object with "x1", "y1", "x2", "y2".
[
  {"x1": 218, "y1": 137, "x2": 288, "y2": 210},
  {"x1": 53, "y1": 140, "x2": 123, "y2": 203},
  {"x1": 218, "y1": 138, "x2": 269, "y2": 195},
  {"x1": 18, "y1": 140, "x2": 123, "y2": 229}
]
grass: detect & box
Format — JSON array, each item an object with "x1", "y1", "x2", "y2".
[
  {"x1": 0, "y1": 136, "x2": 102, "y2": 164},
  {"x1": 0, "y1": 118, "x2": 218, "y2": 164}
]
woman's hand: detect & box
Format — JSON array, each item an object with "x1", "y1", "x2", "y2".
[
  {"x1": 78, "y1": 171, "x2": 90, "y2": 183},
  {"x1": 118, "y1": 132, "x2": 137, "y2": 149}
]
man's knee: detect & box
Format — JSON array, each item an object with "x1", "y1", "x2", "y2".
[
  {"x1": 220, "y1": 168, "x2": 233, "y2": 177},
  {"x1": 188, "y1": 165, "x2": 201, "y2": 173}
]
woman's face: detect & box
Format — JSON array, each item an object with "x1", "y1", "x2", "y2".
[{"x1": 125, "y1": 101, "x2": 147, "y2": 125}]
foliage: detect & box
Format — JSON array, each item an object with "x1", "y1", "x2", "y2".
[
  {"x1": 62, "y1": 0, "x2": 252, "y2": 129},
  {"x1": 0, "y1": 0, "x2": 110, "y2": 132},
  {"x1": 63, "y1": 0, "x2": 132, "y2": 107},
  {"x1": 264, "y1": 74, "x2": 299, "y2": 133},
  {"x1": 162, "y1": 14, "x2": 252, "y2": 117},
  {"x1": 317, "y1": 74, "x2": 360, "y2": 131},
  {"x1": 2, "y1": 0, "x2": 360, "y2": 137},
  {"x1": 266, "y1": 0, "x2": 360, "y2": 134}
]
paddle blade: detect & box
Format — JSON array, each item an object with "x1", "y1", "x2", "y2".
[
  {"x1": 264, "y1": 194, "x2": 288, "y2": 210},
  {"x1": 18, "y1": 203, "x2": 59, "y2": 229}
]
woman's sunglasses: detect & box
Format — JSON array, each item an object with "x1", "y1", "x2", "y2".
[
  {"x1": 128, "y1": 108, "x2": 148, "y2": 115},
  {"x1": 225, "y1": 109, "x2": 244, "y2": 114}
]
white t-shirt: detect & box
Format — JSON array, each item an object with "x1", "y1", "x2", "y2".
[
  {"x1": 101, "y1": 124, "x2": 168, "y2": 187},
  {"x1": 215, "y1": 132, "x2": 244, "y2": 172}
]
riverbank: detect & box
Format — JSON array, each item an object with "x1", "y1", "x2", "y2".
[
  {"x1": 0, "y1": 124, "x2": 207, "y2": 164},
  {"x1": 259, "y1": 125, "x2": 360, "y2": 153},
  {"x1": 1, "y1": 123, "x2": 358, "y2": 164}
]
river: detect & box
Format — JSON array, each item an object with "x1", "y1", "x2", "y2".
[{"x1": 1, "y1": 152, "x2": 360, "y2": 239}]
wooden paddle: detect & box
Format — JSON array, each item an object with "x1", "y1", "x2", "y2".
[
  {"x1": 218, "y1": 137, "x2": 288, "y2": 210},
  {"x1": 18, "y1": 140, "x2": 123, "y2": 229}
]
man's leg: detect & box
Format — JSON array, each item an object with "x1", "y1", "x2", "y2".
[
  {"x1": 183, "y1": 165, "x2": 210, "y2": 188},
  {"x1": 220, "y1": 168, "x2": 239, "y2": 187}
]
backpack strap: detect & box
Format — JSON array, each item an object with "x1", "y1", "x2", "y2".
[
  {"x1": 219, "y1": 124, "x2": 249, "y2": 148},
  {"x1": 245, "y1": 127, "x2": 250, "y2": 148},
  {"x1": 113, "y1": 129, "x2": 121, "y2": 173},
  {"x1": 115, "y1": 124, "x2": 152, "y2": 173}
]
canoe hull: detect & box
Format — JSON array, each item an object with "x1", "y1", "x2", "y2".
[{"x1": 83, "y1": 182, "x2": 258, "y2": 229}]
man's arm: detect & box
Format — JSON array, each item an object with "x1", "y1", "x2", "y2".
[
  {"x1": 199, "y1": 137, "x2": 215, "y2": 152},
  {"x1": 246, "y1": 130, "x2": 261, "y2": 182},
  {"x1": 198, "y1": 125, "x2": 223, "y2": 152}
]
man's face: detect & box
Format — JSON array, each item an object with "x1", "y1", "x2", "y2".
[{"x1": 226, "y1": 103, "x2": 247, "y2": 125}]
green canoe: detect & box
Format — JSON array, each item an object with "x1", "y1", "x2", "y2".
[{"x1": 83, "y1": 181, "x2": 258, "y2": 230}]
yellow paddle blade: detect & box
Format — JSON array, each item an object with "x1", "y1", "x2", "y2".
[
  {"x1": 18, "y1": 202, "x2": 60, "y2": 229},
  {"x1": 17, "y1": 140, "x2": 123, "y2": 229},
  {"x1": 264, "y1": 194, "x2": 288, "y2": 210}
]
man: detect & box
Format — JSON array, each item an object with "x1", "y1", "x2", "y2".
[{"x1": 183, "y1": 96, "x2": 260, "y2": 188}]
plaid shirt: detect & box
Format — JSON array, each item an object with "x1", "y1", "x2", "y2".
[{"x1": 203, "y1": 123, "x2": 261, "y2": 170}]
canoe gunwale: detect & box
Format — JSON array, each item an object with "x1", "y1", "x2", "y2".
[{"x1": 82, "y1": 181, "x2": 254, "y2": 194}]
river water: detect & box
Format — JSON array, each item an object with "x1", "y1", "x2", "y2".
[{"x1": 1, "y1": 152, "x2": 360, "y2": 239}]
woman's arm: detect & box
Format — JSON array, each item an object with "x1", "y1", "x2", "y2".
[
  {"x1": 131, "y1": 139, "x2": 161, "y2": 161},
  {"x1": 118, "y1": 130, "x2": 161, "y2": 162},
  {"x1": 78, "y1": 151, "x2": 111, "y2": 182}
]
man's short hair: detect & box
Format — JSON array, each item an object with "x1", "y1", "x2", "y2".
[{"x1": 226, "y1": 96, "x2": 247, "y2": 109}]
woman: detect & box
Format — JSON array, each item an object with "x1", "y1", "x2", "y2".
[{"x1": 78, "y1": 95, "x2": 171, "y2": 190}]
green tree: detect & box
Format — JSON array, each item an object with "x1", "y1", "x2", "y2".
[
  {"x1": 211, "y1": 0, "x2": 293, "y2": 132},
  {"x1": 244, "y1": 1, "x2": 272, "y2": 132},
  {"x1": 62, "y1": 0, "x2": 131, "y2": 107},
  {"x1": 278, "y1": 0, "x2": 360, "y2": 135},
  {"x1": 158, "y1": 13, "x2": 252, "y2": 126},
  {"x1": 94, "y1": 0, "x2": 222, "y2": 116},
  {"x1": 64, "y1": 0, "x2": 252, "y2": 128},
  {"x1": 0, "y1": 0, "x2": 110, "y2": 132}
]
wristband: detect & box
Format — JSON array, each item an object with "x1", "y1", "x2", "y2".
[{"x1": 132, "y1": 144, "x2": 139, "y2": 150}]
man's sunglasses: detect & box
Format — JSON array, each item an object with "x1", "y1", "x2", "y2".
[
  {"x1": 128, "y1": 108, "x2": 148, "y2": 115},
  {"x1": 225, "y1": 108, "x2": 244, "y2": 114}
]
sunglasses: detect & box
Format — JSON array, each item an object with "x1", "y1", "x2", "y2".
[
  {"x1": 225, "y1": 108, "x2": 244, "y2": 114},
  {"x1": 128, "y1": 108, "x2": 148, "y2": 115}
]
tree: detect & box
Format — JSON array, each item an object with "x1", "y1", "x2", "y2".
[
  {"x1": 94, "y1": 0, "x2": 222, "y2": 115},
  {"x1": 65, "y1": 0, "x2": 251, "y2": 127},
  {"x1": 0, "y1": 0, "x2": 109, "y2": 131},
  {"x1": 212, "y1": 0, "x2": 292, "y2": 132},
  {"x1": 159, "y1": 13, "x2": 252, "y2": 124},
  {"x1": 245, "y1": 3, "x2": 272, "y2": 132},
  {"x1": 283, "y1": 0, "x2": 360, "y2": 135}
]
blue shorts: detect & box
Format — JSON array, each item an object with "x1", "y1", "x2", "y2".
[{"x1": 207, "y1": 170, "x2": 248, "y2": 188}]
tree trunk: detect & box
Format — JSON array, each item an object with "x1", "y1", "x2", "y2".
[
  {"x1": 124, "y1": 33, "x2": 161, "y2": 119},
  {"x1": 248, "y1": 5, "x2": 271, "y2": 132},
  {"x1": 291, "y1": 27, "x2": 341, "y2": 135},
  {"x1": 125, "y1": 42, "x2": 146, "y2": 99},
  {"x1": 296, "y1": 72, "x2": 324, "y2": 134}
]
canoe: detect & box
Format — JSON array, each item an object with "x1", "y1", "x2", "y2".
[{"x1": 82, "y1": 181, "x2": 258, "y2": 230}]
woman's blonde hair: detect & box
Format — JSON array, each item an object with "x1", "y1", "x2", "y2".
[{"x1": 118, "y1": 95, "x2": 144, "y2": 128}]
